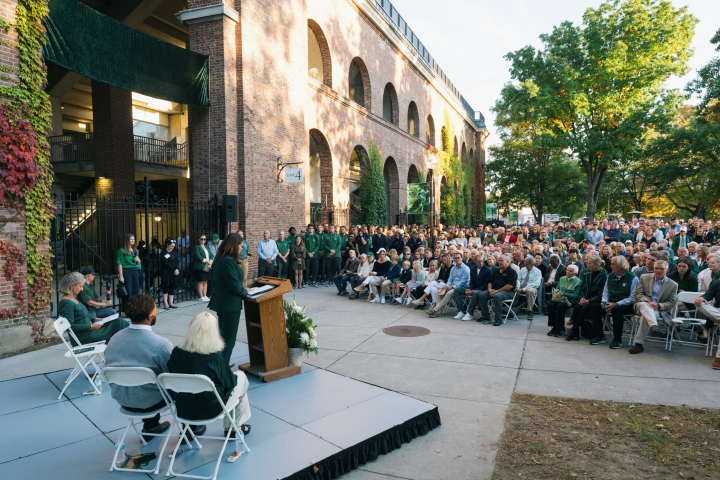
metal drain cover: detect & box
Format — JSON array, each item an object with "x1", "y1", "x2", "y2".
[{"x1": 383, "y1": 325, "x2": 430, "y2": 337}]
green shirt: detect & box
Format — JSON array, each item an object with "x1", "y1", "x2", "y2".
[
  {"x1": 572, "y1": 229, "x2": 587, "y2": 243},
  {"x1": 339, "y1": 234, "x2": 349, "y2": 251},
  {"x1": 318, "y1": 232, "x2": 328, "y2": 254},
  {"x1": 303, "y1": 233, "x2": 321, "y2": 255},
  {"x1": 77, "y1": 282, "x2": 98, "y2": 313},
  {"x1": 116, "y1": 248, "x2": 139, "y2": 269},
  {"x1": 276, "y1": 238, "x2": 290, "y2": 256},
  {"x1": 324, "y1": 233, "x2": 342, "y2": 258},
  {"x1": 238, "y1": 240, "x2": 249, "y2": 260}
]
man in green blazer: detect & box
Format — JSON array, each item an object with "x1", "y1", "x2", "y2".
[{"x1": 208, "y1": 234, "x2": 248, "y2": 364}]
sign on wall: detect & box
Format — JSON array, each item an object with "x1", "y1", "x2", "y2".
[
  {"x1": 407, "y1": 183, "x2": 430, "y2": 214},
  {"x1": 284, "y1": 168, "x2": 304, "y2": 184}
]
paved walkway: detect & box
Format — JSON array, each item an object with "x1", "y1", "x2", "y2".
[{"x1": 3, "y1": 286, "x2": 719, "y2": 479}]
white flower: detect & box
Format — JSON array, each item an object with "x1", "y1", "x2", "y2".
[
  {"x1": 293, "y1": 305, "x2": 303, "y2": 313},
  {"x1": 299, "y1": 332, "x2": 310, "y2": 344},
  {"x1": 308, "y1": 327, "x2": 316, "y2": 338},
  {"x1": 309, "y1": 338, "x2": 317, "y2": 349}
]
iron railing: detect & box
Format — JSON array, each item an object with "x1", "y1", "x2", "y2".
[
  {"x1": 48, "y1": 133, "x2": 189, "y2": 168},
  {"x1": 371, "y1": 0, "x2": 485, "y2": 129},
  {"x1": 51, "y1": 178, "x2": 223, "y2": 316}
]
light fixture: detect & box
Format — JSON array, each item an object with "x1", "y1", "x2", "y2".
[
  {"x1": 97, "y1": 170, "x2": 107, "y2": 180},
  {"x1": 154, "y1": 215, "x2": 162, "y2": 222},
  {"x1": 78, "y1": 123, "x2": 86, "y2": 129}
]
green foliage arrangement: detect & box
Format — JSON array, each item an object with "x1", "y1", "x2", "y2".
[
  {"x1": 284, "y1": 296, "x2": 318, "y2": 355},
  {"x1": 0, "y1": 1, "x2": 54, "y2": 342},
  {"x1": 416, "y1": 167, "x2": 429, "y2": 226},
  {"x1": 438, "y1": 113, "x2": 474, "y2": 225},
  {"x1": 359, "y1": 138, "x2": 387, "y2": 225}
]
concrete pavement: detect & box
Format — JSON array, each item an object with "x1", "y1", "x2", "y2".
[{"x1": 3, "y1": 285, "x2": 720, "y2": 479}]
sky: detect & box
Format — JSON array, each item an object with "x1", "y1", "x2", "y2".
[{"x1": 388, "y1": 0, "x2": 720, "y2": 150}]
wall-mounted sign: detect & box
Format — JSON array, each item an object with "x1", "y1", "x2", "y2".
[{"x1": 284, "y1": 168, "x2": 303, "y2": 184}]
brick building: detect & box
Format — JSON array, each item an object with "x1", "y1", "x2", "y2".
[{"x1": 43, "y1": 0, "x2": 486, "y2": 233}]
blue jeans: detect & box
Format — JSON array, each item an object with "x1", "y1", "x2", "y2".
[
  {"x1": 121, "y1": 267, "x2": 140, "y2": 312},
  {"x1": 333, "y1": 274, "x2": 353, "y2": 293}
]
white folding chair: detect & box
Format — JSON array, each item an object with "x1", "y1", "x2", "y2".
[
  {"x1": 157, "y1": 373, "x2": 251, "y2": 480},
  {"x1": 492, "y1": 291, "x2": 518, "y2": 324},
  {"x1": 668, "y1": 291, "x2": 706, "y2": 352},
  {"x1": 53, "y1": 317, "x2": 106, "y2": 400},
  {"x1": 103, "y1": 367, "x2": 178, "y2": 474}
]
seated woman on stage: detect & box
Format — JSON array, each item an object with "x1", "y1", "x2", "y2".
[
  {"x1": 57, "y1": 272, "x2": 129, "y2": 346},
  {"x1": 167, "y1": 312, "x2": 252, "y2": 438}
]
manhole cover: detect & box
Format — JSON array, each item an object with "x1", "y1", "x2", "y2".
[{"x1": 383, "y1": 325, "x2": 430, "y2": 337}]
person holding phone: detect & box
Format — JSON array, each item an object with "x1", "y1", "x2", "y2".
[{"x1": 117, "y1": 234, "x2": 142, "y2": 315}]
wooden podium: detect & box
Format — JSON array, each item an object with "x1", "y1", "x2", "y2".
[{"x1": 239, "y1": 277, "x2": 300, "y2": 382}]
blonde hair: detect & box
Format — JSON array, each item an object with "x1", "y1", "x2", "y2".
[
  {"x1": 59, "y1": 272, "x2": 85, "y2": 295},
  {"x1": 402, "y1": 260, "x2": 411, "y2": 268},
  {"x1": 182, "y1": 312, "x2": 225, "y2": 355},
  {"x1": 412, "y1": 260, "x2": 422, "y2": 272}
]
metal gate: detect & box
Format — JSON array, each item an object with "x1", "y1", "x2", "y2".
[{"x1": 52, "y1": 177, "x2": 223, "y2": 315}]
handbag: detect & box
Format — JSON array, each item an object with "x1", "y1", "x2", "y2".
[
  {"x1": 202, "y1": 247, "x2": 211, "y2": 272},
  {"x1": 116, "y1": 283, "x2": 128, "y2": 298}
]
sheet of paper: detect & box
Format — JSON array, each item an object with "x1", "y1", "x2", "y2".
[
  {"x1": 94, "y1": 313, "x2": 118, "y2": 325},
  {"x1": 247, "y1": 285, "x2": 274, "y2": 296}
]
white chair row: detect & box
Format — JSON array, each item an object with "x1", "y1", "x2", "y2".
[{"x1": 53, "y1": 317, "x2": 250, "y2": 479}]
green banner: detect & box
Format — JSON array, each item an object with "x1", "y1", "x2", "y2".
[
  {"x1": 407, "y1": 183, "x2": 430, "y2": 214},
  {"x1": 486, "y1": 203, "x2": 497, "y2": 218},
  {"x1": 509, "y1": 211, "x2": 518, "y2": 222},
  {"x1": 43, "y1": 0, "x2": 209, "y2": 107}
]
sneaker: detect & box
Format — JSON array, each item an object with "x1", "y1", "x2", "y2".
[
  {"x1": 354, "y1": 285, "x2": 363, "y2": 292},
  {"x1": 312, "y1": 283, "x2": 319, "y2": 288},
  {"x1": 197, "y1": 298, "x2": 206, "y2": 302},
  {"x1": 425, "y1": 309, "x2": 436, "y2": 316},
  {"x1": 609, "y1": 340, "x2": 622, "y2": 349},
  {"x1": 367, "y1": 294, "x2": 375, "y2": 302},
  {"x1": 547, "y1": 329, "x2": 557, "y2": 336},
  {"x1": 589, "y1": 336, "x2": 607, "y2": 345},
  {"x1": 628, "y1": 343, "x2": 645, "y2": 354},
  {"x1": 712, "y1": 358, "x2": 720, "y2": 370},
  {"x1": 203, "y1": 296, "x2": 210, "y2": 301},
  {"x1": 527, "y1": 313, "x2": 533, "y2": 320},
  {"x1": 554, "y1": 330, "x2": 565, "y2": 338},
  {"x1": 411, "y1": 299, "x2": 423, "y2": 306},
  {"x1": 462, "y1": 313, "x2": 473, "y2": 321},
  {"x1": 454, "y1": 312, "x2": 465, "y2": 320},
  {"x1": 394, "y1": 296, "x2": 403, "y2": 303},
  {"x1": 380, "y1": 297, "x2": 385, "y2": 304},
  {"x1": 340, "y1": 291, "x2": 349, "y2": 296},
  {"x1": 371, "y1": 297, "x2": 381, "y2": 304},
  {"x1": 169, "y1": 305, "x2": 179, "y2": 309}
]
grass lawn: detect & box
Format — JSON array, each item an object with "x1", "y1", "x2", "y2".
[{"x1": 493, "y1": 393, "x2": 720, "y2": 480}]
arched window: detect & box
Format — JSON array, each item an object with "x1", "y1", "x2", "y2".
[
  {"x1": 453, "y1": 136, "x2": 458, "y2": 158},
  {"x1": 426, "y1": 115, "x2": 435, "y2": 146},
  {"x1": 382, "y1": 83, "x2": 398, "y2": 126},
  {"x1": 469, "y1": 148, "x2": 474, "y2": 162},
  {"x1": 461, "y1": 142, "x2": 467, "y2": 162},
  {"x1": 349, "y1": 58, "x2": 371, "y2": 108},
  {"x1": 407, "y1": 164, "x2": 419, "y2": 184},
  {"x1": 307, "y1": 21, "x2": 332, "y2": 87},
  {"x1": 407, "y1": 101, "x2": 419, "y2": 137}
]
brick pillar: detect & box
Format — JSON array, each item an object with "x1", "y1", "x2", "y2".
[
  {"x1": 91, "y1": 81, "x2": 136, "y2": 268},
  {"x1": 180, "y1": 2, "x2": 239, "y2": 214},
  {"x1": 474, "y1": 130, "x2": 488, "y2": 222}
]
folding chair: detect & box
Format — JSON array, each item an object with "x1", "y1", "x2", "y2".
[
  {"x1": 490, "y1": 291, "x2": 519, "y2": 324},
  {"x1": 53, "y1": 317, "x2": 106, "y2": 400},
  {"x1": 667, "y1": 291, "x2": 707, "y2": 353},
  {"x1": 603, "y1": 313, "x2": 635, "y2": 343},
  {"x1": 103, "y1": 367, "x2": 178, "y2": 474},
  {"x1": 157, "y1": 373, "x2": 251, "y2": 480}
]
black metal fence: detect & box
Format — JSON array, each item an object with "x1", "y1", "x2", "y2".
[{"x1": 51, "y1": 178, "x2": 224, "y2": 316}]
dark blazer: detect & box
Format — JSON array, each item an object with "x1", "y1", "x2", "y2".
[
  {"x1": 579, "y1": 269, "x2": 608, "y2": 304},
  {"x1": 193, "y1": 245, "x2": 214, "y2": 271},
  {"x1": 469, "y1": 264, "x2": 492, "y2": 291},
  {"x1": 544, "y1": 263, "x2": 567, "y2": 289},
  {"x1": 208, "y1": 255, "x2": 247, "y2": 313}
]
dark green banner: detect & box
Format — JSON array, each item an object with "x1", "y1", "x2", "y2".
[
  {"x1": 43, "y1": 0, "x2": 209, "y2": 107},
  {"x1": 407, "y1": 183, "x2": 430, "y2": 214}
]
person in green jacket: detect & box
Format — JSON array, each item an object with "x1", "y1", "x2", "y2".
[
  {"x1": 208, "y1": 233, "x2": 248, "y2": 363},
  {"x1": 571, "y1": 221, "x2": 588, "y2": 244},
  {"x1": 323, "y1": 225, "x2": 343, "y2": 284},
  {"x1": 546, "y1": 265, "x2": 582, "y2": 337},
  {"x1": 316, "y1": 224, "x2": 327, "y2": 284},
  {"x1": 194, "y1": 234, "x2": 214, "y2": 302},
  {"x1": 57, "y1": 272, "x2": 128, "y2": 346},
  {"x1": 303, "y1": 225, "x2": 321, "y2": 286},
  {"x1": 276, "y1": 230, "x2": 291, "y2": 281}
]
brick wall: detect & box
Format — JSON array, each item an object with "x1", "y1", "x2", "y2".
[
  {"x1": 0, "y1": 205, "x2": 27, "y2": 332},
  {"x1": 0, "y1": 0, "x2": 19, "y2": 90}
]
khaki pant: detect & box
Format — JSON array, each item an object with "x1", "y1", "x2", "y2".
[
  {"x1": 239, "y1": 261, "x2": 248, "y2": 287},
  {"x1": 633, "y1": 302, "x2": 671, "y2": 345},
  {"x1": 430, "y1": 288, "x2": 454, "y2": 313},
  {"x1": 519, "y1": 287, "x2": 537, "y2": 312},
  {"x1": 698, "y1": 303, "x2": 720, "y2": 358},
  {"x1": 223, "y1": 371, "x2": 251, "y2": 428},
  {"x1": 369, "y1": 278, "x2": 385, "y2": 296}
]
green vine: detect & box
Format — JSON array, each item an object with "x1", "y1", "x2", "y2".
[
  {"x1": 1, "y1": 1, "x2": 54, "y2": 343},
  {"x1": 438, "y1": 112, "x2": 474, "y2": 225},
  {"x1": 358, "y1": 138, "x2": 387, "y2": 225}
]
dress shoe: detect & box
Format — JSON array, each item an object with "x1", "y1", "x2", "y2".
[
  {"x1": 628, "y1": 343, "x2": 644, "y2": 354},
  {"x1": 589, "y1": 336, "x2": 607, "y2": 345},
  {"x1": 527, "y1": 313, "x2": 533, "y2": 320},
  {"x1": 554, "y1": 330, "x2": 565, "y2": 338},
  {"x1": 609, "y1": 339, "x2": 622, "y2": 349},
  {"x1": 712, "y1": 358, "x2": 720, "y2": 370},
  {"x1": 493, "y1": 320, "x2": 502, "y2": 326},
  {"x1": 180, "y1": 424, "x2": 207, "y2": 445},
  {"x1": 547, "y1": 328, "x2": 557, "y2": 336},
  {"x1": 141, "y1": 421, "x2": 171, "y2": 442}
]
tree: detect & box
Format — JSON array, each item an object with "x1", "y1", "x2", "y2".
[
  {"x1": 359, "y1": 138, "x2": 386, "y2": 225},
  {"x1": 500, "y1": 0, "x2": 696, "y2": 219},
  {"x1": 688, "y1": 27, "x2": 720, "y2": 122},
  {"x1": 438, "y1": 113, "x2": 473, "y2": 224}
]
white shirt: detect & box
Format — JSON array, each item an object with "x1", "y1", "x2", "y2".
[
  {"x1": 548, "y1": 267, "x2": 558, "y2": 283},
  {"x1": 128, "y1": 324, "x2": 152, "y2": 331}
]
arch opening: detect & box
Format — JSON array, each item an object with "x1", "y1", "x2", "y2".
[
  {"x1": 382, "y1": 83, "x2": 399, "y2": 126},
  {"x1": 407, "y1": 164, "x2": 419, "y2": 184},
  {"x1": 384, "y1": 156, "x2": 399, "y2": 224},
  {"x1": 349, "y1": 58, "x2": 371, "y2": 108},
  {"x1": 309, "y1": 129, "x2": 334, "y2": 223},
  {"x1": 426, "y1": 115, "x2": 435, "y2": 146},
  {"x1": 307, "y1": 21, "x2": 332, "y2": 87},
  {"x1": 407, "y1": 101, "x2": 419, "y2": 137}
]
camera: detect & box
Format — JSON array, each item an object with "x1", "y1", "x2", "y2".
[{"x1": 102, "y1": 274, "x2": 119, "y2": 282}]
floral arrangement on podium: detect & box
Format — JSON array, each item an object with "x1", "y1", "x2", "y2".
[{"x1": 284, "y1": 296, "x2": 318, "y2": 366}]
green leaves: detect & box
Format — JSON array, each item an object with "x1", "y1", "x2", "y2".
[{"x1": 358, "y1": 139, "x2": 387, "y2": 225}]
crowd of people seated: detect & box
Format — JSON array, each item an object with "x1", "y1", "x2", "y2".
[{"x1": 278, "y1": 216, "x2": 720, "y2": 367}]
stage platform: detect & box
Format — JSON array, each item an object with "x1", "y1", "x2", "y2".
[{"x1": 0, "y1": 341, "x2": 440, "y2": 479}]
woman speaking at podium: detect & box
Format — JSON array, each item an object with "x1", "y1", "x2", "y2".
[{"x1": 208, "y1": 233, "x2": 248, "y2": 364}]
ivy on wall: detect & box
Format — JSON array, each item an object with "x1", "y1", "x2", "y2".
[
  {"x1": 358, "y1": 138, "x2": 387, "y2": 226},
  {"x1": 438, "y1": 112, "x2": 474, "y2": 225},
  {"x1": 0, "y1": 1, "x2": 54, "y2": 342}
]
